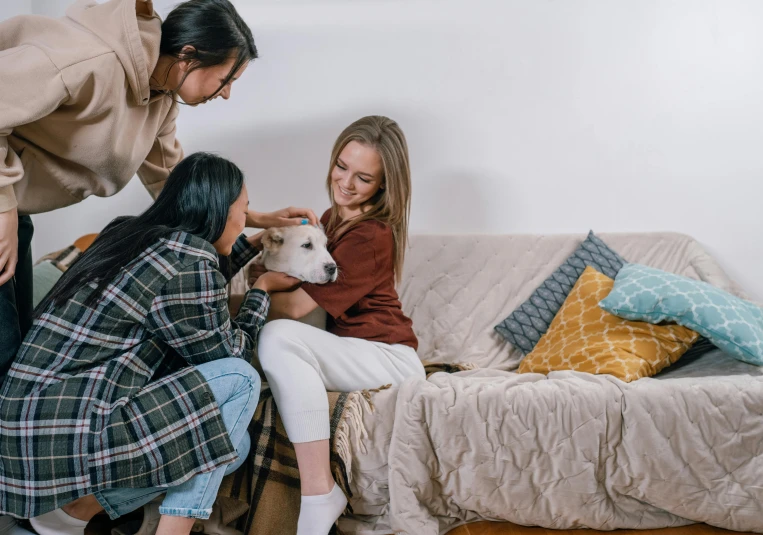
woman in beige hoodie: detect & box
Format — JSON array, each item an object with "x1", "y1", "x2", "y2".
[
  {"x1": 0, "y1": 0, "x2": 317, "y2": 376},
  {"x1": 0, "y1": 1, "x2": 316, "y2": 533}
]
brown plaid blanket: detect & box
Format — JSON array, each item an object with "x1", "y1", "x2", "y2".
[
  {"x1": 216, "y1": 387, "x2": 359, "y2": 535},
  {"x1": 215, "y1": 362, "x2": 477, "y2": 535}
]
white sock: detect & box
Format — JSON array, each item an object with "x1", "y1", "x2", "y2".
[
  {"x1": 29, "y1": 508, "x2": 88, "y2": 535},
  {"x1": 296, "y1": 483, "x2": 347, "y2": 535}
]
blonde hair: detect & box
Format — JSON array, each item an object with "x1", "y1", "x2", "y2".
[{"x1": 325, "y1": 116, "x2": 411, "y2": 283}]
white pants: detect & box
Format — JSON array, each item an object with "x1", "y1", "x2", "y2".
[{"x1": 257, "y1": 319, "x2": 425, "y2": 443}]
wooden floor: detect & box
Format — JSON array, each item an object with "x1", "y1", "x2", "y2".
[
  {"x1": 444, "y1": 523, "x2": 754, "y2": 535},
  {"x1": 81, "y1": 515, "x2": 755, "y2": 535}
]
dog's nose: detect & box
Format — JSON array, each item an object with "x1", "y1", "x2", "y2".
[{"x1": 324, "y1": 263, "x2": 337, "y2": 276}]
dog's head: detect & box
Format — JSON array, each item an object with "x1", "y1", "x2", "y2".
[{"x1": 256, "y1": 225, "x2": 337, "y2": 284}]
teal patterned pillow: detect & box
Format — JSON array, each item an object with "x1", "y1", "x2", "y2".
[
  {"x1": 600, "y1": 264, "x2": 763, "y2": 366},
  {"x1": 494, "y1": 231, "x2": 625, "y2": 354}
]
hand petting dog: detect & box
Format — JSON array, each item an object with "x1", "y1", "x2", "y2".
[{"x1": 247, "y1": 206, "x2": 319, "y2": 229}]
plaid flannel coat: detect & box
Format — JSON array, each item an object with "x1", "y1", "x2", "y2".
[{"x1": 0, "y1": 232, "x2": 267, "y2": 519}]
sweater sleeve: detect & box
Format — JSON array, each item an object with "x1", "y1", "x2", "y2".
[
  {"x1": 228, "y1": 234, "x2": 261, "y2": 279},
  {"x1": 301, "y1": 226, "x2": 381, "y2": 318},
  {"x1": 137, "y1": 99, "x2": 184, "y2": 199},
  {"x1": 0, "y1": 44, "x2": 69, "y2": 212}
]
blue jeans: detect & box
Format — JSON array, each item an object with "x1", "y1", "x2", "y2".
[
  {"x1": 94, "y1": 358, "x2": 260, "y2": 520},
  {"x1": 0, "y1": 215, "x2": 33, "y2": 379}
]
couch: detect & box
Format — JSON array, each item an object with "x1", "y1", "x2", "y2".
[{"x1": 229, "y1": 232, "x2": 763, "y2": 535}]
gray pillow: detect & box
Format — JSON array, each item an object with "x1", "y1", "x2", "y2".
[{"x1": 494, "y1": 231, "x2": 626, "y2": 354}]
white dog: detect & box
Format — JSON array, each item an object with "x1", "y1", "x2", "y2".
[
  {"x1": 252, "y1": 225, "x2": 338, "y2": 284},
  {"x1": 245, "y1": 225, "x2": 335, "y2": 329}
]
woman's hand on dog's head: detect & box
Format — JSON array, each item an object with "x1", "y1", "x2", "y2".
[
  {"x1": 249, "y1": 207, "x2": 319, "y2": 229},
  {"x1": 252, "y1": 270, "x2": 302, "y2": 294}
]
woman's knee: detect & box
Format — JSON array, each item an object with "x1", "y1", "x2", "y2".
[
  {"x1": 199, "y1": 357, "x2": 261, "y2": 403},
  {"x1": 258, "y1": 319, "x2": 299, "y2": 372},
  {"x1": 226, "y1": 358, "x2": 261, "y2": 395}
]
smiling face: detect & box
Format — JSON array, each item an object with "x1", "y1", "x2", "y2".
[
  {"x1": 175, "y1": 56, "x2": 248, "y2": 106},
  {"x1": 330, "y1": 141, "x2": 385, "y2": 220}
]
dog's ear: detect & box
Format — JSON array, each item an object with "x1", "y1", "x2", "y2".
[{"x1": 261, "y1": 228, "x2": 285, "y2": 251}]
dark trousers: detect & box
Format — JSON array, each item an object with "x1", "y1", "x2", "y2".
[{"x1": 0, "y1": 215, "x2": 34, "y2": 378}]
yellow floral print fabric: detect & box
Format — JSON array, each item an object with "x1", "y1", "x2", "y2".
[{"x1": 519, "y1": 266, "x2": 699, "y2": 382}]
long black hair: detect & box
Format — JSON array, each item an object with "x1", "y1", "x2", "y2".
[
  {"x1": 157, "y1": 0, "x2": 258, "y2": 102},
  {"x1": 36, "y1": 152, "x2": 245, "y2": 313}
]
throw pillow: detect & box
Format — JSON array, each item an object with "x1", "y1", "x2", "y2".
[
  {"x1": 495, "y1": 231, "x2": 626, "y2": 354},
  {"x1": 32, "y1": 261, "x2": 64, "y2": 307},
  {"x1": 32, "y1": 233, "x2": 98, "y2": 307},
  {"x1": 519, "y1": 266, "x2": 698, "y2": 382},
  {"x1": 600, "y1": 263, "x2": 763, "y2": 366}
]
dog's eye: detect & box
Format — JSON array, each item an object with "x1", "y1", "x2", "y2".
[{"x1": 301, "y1": 242, "x2": 313, "y2": 250}]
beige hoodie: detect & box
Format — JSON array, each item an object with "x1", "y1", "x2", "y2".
[{"x1": 0, "y1": 0, "x2": 183, "y2": 214}]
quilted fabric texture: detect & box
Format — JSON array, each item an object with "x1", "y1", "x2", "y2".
[
  {"x1": 495, "y1": 231, "x2": 626, "y2": 354},
  {"x1": 230, "y1": 232, "x2": 748, "y2": 371},
  {"x1": 600, "y1": 263, "x2": 763, "y2": 366},
  {"x1": 519, "y1": 267, "x2": 699, "y2": 381}
]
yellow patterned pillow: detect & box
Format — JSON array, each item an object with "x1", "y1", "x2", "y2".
[{"x1": 519, "y1": 266, "x2": 699, "y2": 382}]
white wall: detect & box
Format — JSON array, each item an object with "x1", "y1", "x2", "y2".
[
  {"x1": 0, "y1": 1, "x2": 33, "y2": 19},
  {"x1": 15, "y1": 0, "x2": 763, "y2": 299}
]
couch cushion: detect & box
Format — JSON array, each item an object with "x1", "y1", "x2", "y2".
[
  {"x1": 230, "y1": 232, "x2": 747, "y2": 370},
  {"x1": 600, "y1": 263, "x2": 763, "y2": 366},
  {"x1": 494, "y1": 231, "x2": 625, "y2": 354},
  {"x1": 519, "y1": 267, "x2": 698, "y2": 381},
  {"x1": 398, "y1": 232, "x2": 747, "y2": 370}
]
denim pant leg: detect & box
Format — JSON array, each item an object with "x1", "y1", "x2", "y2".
[
  {"x1": 14, "y1": 216, "x2": 33, "y2": 339},
  {"x1": 95, "y1": 358, "x2": 260, "y2": 520},
  {"x1": 0, "y1": 215, "x2": 33, "y2": 535},
  {"x1": 94, "y1": 433, "x2": 251, "y2": 520},
  {"x1": 0, "y1": 215, "x2": 33, "y2": 378},
  {"x1": 0, "y1": 280, "x2": 20, "y2": 377}
]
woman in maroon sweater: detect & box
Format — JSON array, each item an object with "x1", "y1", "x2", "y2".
[{"x1": 252, "y1": 116, "x2": 424, "y2": 535}]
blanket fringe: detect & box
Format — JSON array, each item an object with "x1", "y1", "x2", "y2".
[{"x1": 333, "y1": 384, "x2": 390, "y2": 486}]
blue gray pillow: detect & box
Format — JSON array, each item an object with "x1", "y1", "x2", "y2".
[
  {"x1": 600, "y1": 263, "x2": 763, "y2": 366},
  {"x1": 494, "y1": 231, "x2": 626, "y2": 354}
]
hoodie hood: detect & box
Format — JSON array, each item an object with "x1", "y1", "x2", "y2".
[{"x1": 66, "y1": 0, "x2": 162, "y2": 106}]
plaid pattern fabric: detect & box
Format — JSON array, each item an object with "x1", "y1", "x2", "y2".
[
  {"x1": 217, "y1": 388, "x2": 350, "y2": 535},
  {"x1": 0, "y1": 232, "x2": 264, "y2": 519}
]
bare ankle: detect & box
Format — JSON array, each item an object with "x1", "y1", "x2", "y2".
[
  {"x1": 156, "y1": 515, "x2": 196, "y2": 535},
  {"x1": 62, "y1": 495, "x2": 103, "y2": 522},
  {"x1": 293, "y1": 439, "x2": 335, "y2": 497},
  {"x1": 301, "y1": 477, "x2": 335, "y2": 497}
]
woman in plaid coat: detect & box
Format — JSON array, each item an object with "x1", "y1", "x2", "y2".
[{"x1": 0, "y1": 153, "x2": 306, "y2": 535}]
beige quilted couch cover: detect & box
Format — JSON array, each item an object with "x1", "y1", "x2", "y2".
[{"x1": 231, "y1": 232, "x2": 762, "y2": 534}]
